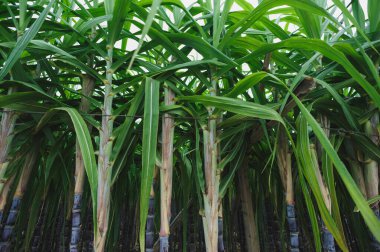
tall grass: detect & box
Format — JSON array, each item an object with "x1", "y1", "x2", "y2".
[{"x1": 0, "y1": 0, "x2": 379, "y2": 251}]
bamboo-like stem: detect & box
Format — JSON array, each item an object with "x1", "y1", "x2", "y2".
[
  {"x1": 285, "y1": 152, "x2": 300, "y2": 252},
  {"x1": 202, "y1": 70, "x2": 220, "y2": 252},
  {"x1": 147, "y1": 168, "x2": 158, "y2": 252},
  {"x1": 310, "y1": 144, "x2": 335, "y2": 252},
  {"x1": 95, "y1": 46, "x2": 114, "y2": 251},
  {"x1": 0, "y1": 1, "x2": 26, "y2": 201},
  {"x1": 238, "y1": 157, "x2": 260, "y2": 252},
  {"x1": 277, "y1": 128, "x2": 299, "y2": 251},
  {"x1": 0, "y1": 143, "x2": 40, "y2": 250},
  {"x1": 70, "y1": 75, "x2": 95, "y2": 252},
  {"x1": 364, "y1": 111, "x2": 380, "y2": 250},
  {"x1": 364, "y1": 114, "x2": 379, "y2": 206},
  {"x1": 159, "y1": 85, "x2": 175, "y2": 252},
  {"x1": 351, "y1": 160, "x2": 367, "y2": 197},
  {"x1": 310, "y1": 145, "x2": 331, "y2": 212},
  {"x1": 0, "y1": 89, "x2": 18, "y2": 196},
  {"x1": 217, "y1": 208, "x2": 224, "y2": 252},
  {"x1": 146, "y1": 186, "x2": 155, "y2": 252},
  {"x1": 344, "y1": 140, "x2": 367, "y2": 197},
  {"x1": 0, "y1": 175, "x2": 15, "y2": 223}
]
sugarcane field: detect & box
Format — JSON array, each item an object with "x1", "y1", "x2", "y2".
[{"x1": 0, "y1": 0, "x2": 379, "y2": 251}]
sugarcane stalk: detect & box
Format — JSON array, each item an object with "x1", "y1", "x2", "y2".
[
  {"x1": 133, "y1": 198, "x2": 140, "y2": 251},
  {"x1": 0, "y1": 176, "x2": 15, "y2": 224},
  {"x1": 277, "y1": 128, "x2": 299, "y2": 251},
  {"x1": 286, "y1": 153, "x2": 299, "y2": 252},
  {"x1": 364, "y1": 111, "x2": 380, "y2": 250},
  {"x1": 238, "y1": 157, "x2": 260, "y2": 252},
  {"x1": 217, "y1": 90, "x2": 225, "y2": 252},
  {"x1": 70, "y1": 75, "x2": 95, "y2": 252},
  {"x1": 159, "y1": 85, "x2": 175, "y2": 252},
  {"x1": 364, "y1": 113, "x2": 379, "y2": 207},
  {"x1": 217, "y1": 209, "x2": 224, "y2": 252},
  {"x1": 146, "y1": 169, "x2": 158, "y2": 252},
  {"x1": 201, "y1": 70, "x2": 220, "y2": 252},
  {"x1": 310, "y1": 144, "x2": 335, "y2": 252},
  {"x1": 95, "y1": 45, "x2": 114, "y2": 251},
  {"x1": 0, "y1": 0, "x2": 27, "y2": 203},
  {"x1": 0, "y1": 90, "x2": 18, "y2": 198},
  {"x1": 344, "y1": 139, "x2": 367, "y2": 198},
  {"x1": 0, "y1": 142, "x2": 40, "y2": 250}
]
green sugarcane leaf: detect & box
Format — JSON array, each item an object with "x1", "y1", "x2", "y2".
[
  {"x1": 226, "y1": 71, "x2": 268, "y2": 98},
  {"x1": 54, "y1": 107, "x2": 98, "y2": 232},
  {"x1": 77, "y1": 14, "x2": 112, "y2": 35},
  {"x1": 218, "y1": 132, "x2": 245, "y2": 170},
  {"x1": 111, "y1": 84, "x2": 144, "y2": 163},
  {"x1": 0, "y1": 0, "x2": 55, "y2": 81},
  {"x1": 0, "y1": 91, "x2": 43, "y2": 108},
  {"x1": 351, "y1": 134, "x2": 380, "y2": 163},
  {"x1": 139, "y1": 78, "x2": 160, "y2": 251},
  {"x1": 290, "y1": 91, "x2": 380, "y2": 243},
  {"x1": 296, "y1": 114, "x2": 347, "y2": 251},
  {"x1": 29, "y1": 40, "x2": 102, "y2": 80},
  {"x1": 236, "y1": 38, "x2": 380, "y2": 109},
  {"x1": 299, "y1": 171, "x2": 322, "y2": 252},
  {"x1": 178, "y1": 95, "x2": 284, "y2": 123},
  {"x1": 0, "y1": 80, "x2": 63, "y2": 104},
  {"x1": 108, "y1": 0, "x2": 131, "y2": 45},
  {"x1": 315, "y1": 78, "x2": 359, "y2": 130},
  {"x1": 219, "y1": 141, "x2": 246, "y2": 198},
  {"x1": 352, "y1": 0, "x2": 365, "y2": 30},
  {"x1": 221, "y1": 0, "x2": 334, "y2": 48},
  {"x1": 368, "y1": 0, "x2": 380, "y2": 32},
  {"x1": 149, "y1": 59, "x2": 226, "y2": 77},
  {"x1": 128, "y1": 0, "x2": 163, "y2": 72},
  {"x1": 195, "y1": 123, "x2": 206, "y2": 194},
  {"x1": 111, "y1": 135, "x2": 139, "y2": 185},
  {"x1": 354, "y1": 195, "x2": 380, "y2": 212},
  {"x1": 331, "y1": 0, "x2": 377, "y2": 52},
  {"x1": 165, "y1": 33, "x2": 238, "y2": 67},
  {"x1": 328, "y1": 136, "x2": 347, "y2": 242}
]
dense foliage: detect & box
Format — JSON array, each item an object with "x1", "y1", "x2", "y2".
[{"x1": 0, "y1": 0, "x2": 379, "y2": 251}]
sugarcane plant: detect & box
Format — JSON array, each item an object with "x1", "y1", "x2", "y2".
[{"x1": 0, "y1": 0, "x2": 379, "y2": 251}]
